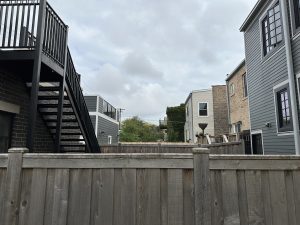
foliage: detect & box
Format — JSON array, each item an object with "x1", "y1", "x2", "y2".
[
  {"x1": 166, "y1": 104, "x2": 185, "y2": 142},
  {"x1": 120, "y1": 117, "x2": 164, "y2": 142}
]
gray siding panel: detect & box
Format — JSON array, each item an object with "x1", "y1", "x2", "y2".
[
  {"x1": 244, "y1": 4, "x2": 295, "y2": 155},
  {"x1": 90, "y1": 115, "x2": 96, "y2": 130},
  {"x1": 98, "y1": 97, "x2": 104, "y2": 114},
  {"x1": 84, "y1": 96, "x2": 97, "y2": 112},
  {"x1": 97, "y1": 117, "x2": 119, "y2": 145}
]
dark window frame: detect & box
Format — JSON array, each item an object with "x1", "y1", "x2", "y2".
[
  {"x1": 261, "y1": 1, "x2": 283, "y2": 56},
  {"x1": 274, "y1": 84, "x2": 293, "y2": 132},
  {"x1": 0, "y1": 110, "x2": 14, "y2": 153},
  {"x1": 291, "y1": 0, "x2": 300, "y2": 33},
  {"x1": 199, "y1": 102, "x2": 208, "y2": 117},
  {"x1": 242, "y1": 73, "x2": 248, "y2": 97}
]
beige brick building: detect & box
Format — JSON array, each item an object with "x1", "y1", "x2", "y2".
[
  {"x1": 184, "y1": 86, "x2": 228, "y2": 143},
  {"x1": 226, "y1": 59, "x2": 250, "y2": 135}
]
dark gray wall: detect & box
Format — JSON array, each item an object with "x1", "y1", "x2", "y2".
[
  {"x1": 244, "y1": 1, "x2": 296, "y2": 154},
  {"x1": 84, "y1": 96, "x2": 97, "y2": 112},
  {"x1": 97, "y1": 116, "x2": 119, "y2": 145},
  {"x1": 0, "y1": 67, "x2": 55, "y2": 153},
  {"x1": 98, "y1": 97, "x2": 104, "y2": 114}
]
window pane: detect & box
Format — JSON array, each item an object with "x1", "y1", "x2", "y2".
[
  {"x1": 274, "y1": 4, "x2": 280, "y2": 13},
  {"x1": 199, "y1": 103, "x2": 207, "y2": 110}
]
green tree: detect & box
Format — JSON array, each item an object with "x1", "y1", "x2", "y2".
[
  {"x1": 166, "y1": 104, "x2": 185, "y2": 142},
  {"x1": 120, "y1": 117, "x2": 164, "y2": 142}
]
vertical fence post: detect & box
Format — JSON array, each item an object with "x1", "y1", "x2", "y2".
[
  {"x1": 3, "y1": 148, "x2": 28, "y2": 225},
  {"x1": 193, "y1": 148, "x2": 211, "y2": 225}
]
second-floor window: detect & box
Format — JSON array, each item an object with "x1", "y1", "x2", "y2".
[
  {"x1": 242, "y1": 73, "x2": 248, "y2": 97},
  {"x1": 229, "y1": 83, "x2": 235, "y2": 95},
  {"x1": 293, "y1": 0, "x2": 300, "y2": 28},
  {"x1": 262, "y1": 2, "x2": 282, "y2": 56},
  {"x1": 199, "y1": 103, "x2": 208, "y2": 116}
]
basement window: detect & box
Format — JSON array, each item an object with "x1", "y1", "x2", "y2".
[{"x1": 262, "y1": 2, "x2": 283, "y2": 56}]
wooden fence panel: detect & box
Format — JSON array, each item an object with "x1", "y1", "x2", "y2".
[{"x1": 2, "y1": 148, "x2": 300, "y2": 225}]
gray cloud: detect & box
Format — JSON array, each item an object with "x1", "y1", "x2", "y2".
[{"x1": 49, "y1": 0, "x2": 257, "y2": 123}]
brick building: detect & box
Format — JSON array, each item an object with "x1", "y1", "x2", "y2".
[
  {"x1": 226, "y1": 60, "x2": 250, "y2": 135},
  {"x1": 184, "y1": 85, "x2": 228, "y2": 143}
]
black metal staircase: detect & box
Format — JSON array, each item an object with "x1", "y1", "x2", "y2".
[{"x1": 0, "y1": 0, "x2": 100, "y2": 153}]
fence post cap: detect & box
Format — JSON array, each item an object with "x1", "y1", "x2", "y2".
[
  {"x1": 192, "y1": 148, "x2": 210, "y2": 154},
  {"x1": 8, "y1": 148, "x2": 29, "y2": 153}
]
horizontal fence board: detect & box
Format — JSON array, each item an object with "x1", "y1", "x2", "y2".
[
  {"x1": 0, "y1": 155, "x2": 8, "y2": 167},
  {"x1": 210, "y1": 159, "x2": 300, "y2": 170},
  {"x1": 22, "y1": 154, "x2": 193, "y2": 169}
]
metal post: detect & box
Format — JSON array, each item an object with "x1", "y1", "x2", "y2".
[
  {"x1": 280, "y1": 0, "x2": 300, "y2": 155},
  {"x1": 55, "y1": 26, "x2": 69, "y2": 153},
  {"x1": 26, "y1": 0, "x2": 47, "y2": 152}
]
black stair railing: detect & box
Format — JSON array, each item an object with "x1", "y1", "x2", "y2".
[
  {"x1": 65, "y1": 48, "x2": 100, "y2": 153},
  {"x1": 0, "y1": 0, "x2": 67, "y2": 67}
]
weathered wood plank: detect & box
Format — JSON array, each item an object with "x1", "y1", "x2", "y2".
[
  {"x1": 113, "y1": 169, "x2": 122, "y2": 225},
  {"x1": 0, "y1": 154, "x2": 8, "y2": 168},
  {"x1": 67, "y1": 169, "x2": 92, "y2": 225},
  {"x1": 167, "y1": 169, "x2": 183, "y2": 225},
  {"x1": 22, "y1": 155, "x2": 193, "y2": 169},
  {"x1": 18, "y1": 169, "x2": 33, "y2": 225},
  {"x1": 26, "y1": 169, "x2": 48, "y2": 225},
  {"x1": 221, "y1": 170, "x2": 240, "y2": 225},
  {"x1": 121, "y1": 169, "x2": 137, "y2": 225},
  {"x1": 236, "y1": 171, "x2": 248, "y2": 225},
  {"x1": 285, "y1": 171, "x2": 296, "y2": 225},
  {"x1": 210, "y1": 159, "x2": 300, "y2": 170},
  {"x1": 292, "y1": 171, "x2": 300, "y2": 225},
  {"x1": 0, "y1": 169, "x2": 7, "y2": 220},
  {"x1": 136, "y1": 169, "x2": 161, "y2": 225},
  {"x1": 244, "y1": 171, "x2": 264, "y2": 225},
  {"x1": 91, "y1": 169, "x2": 114, "y2": 225},
  {"x1": 44, "y1": 169, "x2": 69, "y2": 225},
  {"x1": 183, "y1": 169, "x2": 194, "y2": 225},
  {"x1": 210, "y1": 171, "x2": 224, "y2": 225},
  {"x1": 3, "y1": 150, "x2": 25, "y2": 225},
  {"x1": 261, "y1": 171, "x2": 272, "y2": 225},
  {"x1": 160, "y1": 169, "x2": 168, "y2": 225},
  {"x1": 268, "y1": 171, "x2": 288, "y2": 225}
]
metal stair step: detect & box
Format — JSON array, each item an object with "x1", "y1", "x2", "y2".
[
  {"x1": 38, "y1": 104, "x2": 72, "y2": 108},
  {"x1": 38, "y1": 86, "x2": 60, "y2": 92},
  {"x1": 41, "y1": 111, "x2": 75, "y2": 116},
  {"x1": 61, "y1": 138, "x2": 85, "y2": 142},
  {"x1": 44, "y1": 118, "x2": 78, "y2": 123},
  {"x1": 38, "y1": 95, "x2": 68, "y2": 100}
]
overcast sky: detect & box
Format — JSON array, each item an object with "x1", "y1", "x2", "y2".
[{"x1": 49, "y1": 0, "x2": 257, "y2": 124}]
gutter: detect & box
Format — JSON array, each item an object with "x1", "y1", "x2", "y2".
[{"x1": 280, "y1": 0, "x2": 300, "y2": 155}]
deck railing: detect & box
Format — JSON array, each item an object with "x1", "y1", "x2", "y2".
[
  {"x1": 66, "y1": 48, "x2": 100, "y2": 153},
  {"x1": 0, "y1": 0, "x2": 67, "y2": 66}
]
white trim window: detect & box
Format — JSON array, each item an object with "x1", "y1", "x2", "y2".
[
  {"x1": 198, "y1": 102, "x2": 208, "y2": 116},
  {"x1": 108, "y1": 135, "x2": 112, "y2": 145}
]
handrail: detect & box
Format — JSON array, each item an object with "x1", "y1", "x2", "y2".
[
  {"x1": 0, "y1": 0, "x2": 67, "y2": 67},
  {"x1": 65, "y1": 48, "x2": 100, "y2": 153}
]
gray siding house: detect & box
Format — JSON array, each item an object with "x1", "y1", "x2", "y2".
[
  {"x1": 84, "y1": 96, "x2": 120, "y2": 145},
  {"x1": 241, "y1": 0, "x2": 300, "y2": 154}
]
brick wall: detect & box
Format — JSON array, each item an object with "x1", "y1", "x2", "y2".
[
  {"x1": 0, "y1": 67, "x2": 55, "y2": 152},
  {"x1": 227, "y1": 64, "x2": 250, "y2": 133},
  {"x1": 212, "y1": 85, "x2": 229, "y2": 136}
]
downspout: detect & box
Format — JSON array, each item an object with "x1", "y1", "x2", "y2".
[
  {"x1": 191, "y1": 93, "x2": 194, "y2": 143},
  {"x1": 226, "y1": 78, "x2": 231, "y2": 134},
  {"x1": 280, "y1": 0, "x2": 300, "y2": 155}
]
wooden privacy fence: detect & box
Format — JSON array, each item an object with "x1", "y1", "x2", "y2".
[
  {"x1": 101, "y1": 142, "x2": 244, "y2": 154},
  {"x1": 0, "y1": 148, "x2": 300, "y2": 225}
]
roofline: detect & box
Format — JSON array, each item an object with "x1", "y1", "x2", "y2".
[
  {"x1": 184, "y1": 89, "x2": 212, "y2": 105},
  {"x1": 240, "y1": 0, "x2": 267, "y2": 32},
  {"x1": 226, "y1": 59, "x2": 246, "y2": 81}
]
